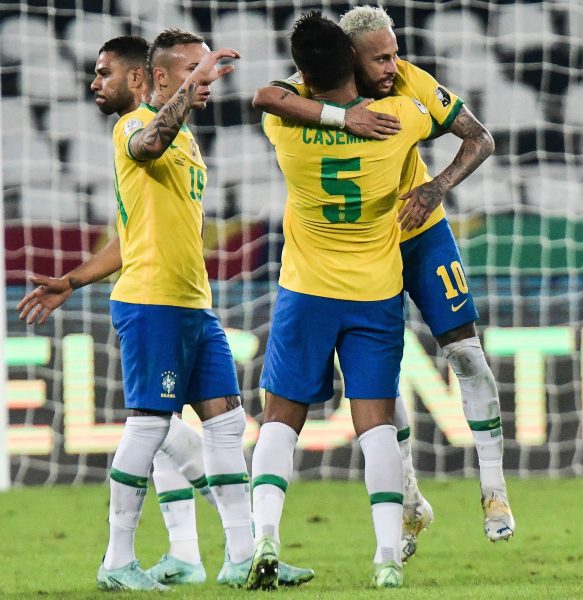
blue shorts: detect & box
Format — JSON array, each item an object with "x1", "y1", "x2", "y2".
[
  {"x1": 400, "y1": 218, "x2": 479, "y2": 337},
  {"x1": 110, "y1": 301, "x2": 240, "y2": 412},
  {"x1": 260, "y1": 287, "x2": 404, "y2": 404}
]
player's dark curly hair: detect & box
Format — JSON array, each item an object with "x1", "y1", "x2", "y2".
[
  {"x1": 99, "y1": 36, "x2": 149, "y2": 65},
  {"x1": 147, "y1": 28, "x2": 205, "y2": 76},
  {"x1": 290, "y1": 10, "x2": 353, "y2": 92}
]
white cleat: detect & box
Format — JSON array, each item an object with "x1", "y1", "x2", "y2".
[
  {"x1": 401, "y1": 496, "x2": 434, "y2": 562},
  {"x1": 482, "y1": 490, "x2": 515, "y2": 542}
]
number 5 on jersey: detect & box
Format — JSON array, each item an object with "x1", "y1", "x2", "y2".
[{"x1": 321, "y1": 157, "x2": 362, "y2": 223}]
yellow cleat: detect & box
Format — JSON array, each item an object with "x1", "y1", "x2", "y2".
[{"x1": 482, "y1": 490, "x2": 515, "y2": 542}]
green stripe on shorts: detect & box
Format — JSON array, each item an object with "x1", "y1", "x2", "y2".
[
  {"x1": 110, "y1": 468, "x2": 148, "y2": 489},
  {"x1": 370, "y1": 492, "x2": 404, "y2": 506},
  {"x1": 207, "y1": 472, "x2": 250, "y2": 487},
  {"x1": 157, "y1": 487, "x2": 194, "y2": 504},
  {"x1": 252, "y1": 474, "x2": 288, "y2": 493}
]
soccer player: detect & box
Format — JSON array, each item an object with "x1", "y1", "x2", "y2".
[
  {"x1": 253, "y1": 4, "x2": 514, "y2": 556},
  {"x1": 18, "y1": 35, "x2": 216, "y2": 587},
  {"x1": 248, "y1": 11, "x2": 436, "y2": 590},
  {"x1": 18, "y1": 33, "x2": 313, "y2": 591},
  {"x1": 21, "y1": 31, "x2": 253, "y2": 591}
]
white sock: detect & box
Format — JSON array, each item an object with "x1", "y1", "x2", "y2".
[
  {"x1": 359, "y1": 424, "x2": 403, "y2": 566},
  {"x1": 158, "y1": 414, "x2": 217, "y2": 508},
  {"x1": 394, "y1": 395, "x2": 421, "y2": 506},
  {"x1": 103, "y1": 415, "x2": 171, "y2": 570},
  {"x1": 251, "y1": 422, "x2": 298, "y2": 544},
  {"x1": 202, "y1": 406, "x2": 253, "y2": 564},
  {"x1": 442, "y1": 337, "x2": 506, "y2": 493},
  {"x1": 152, "y1": 452, "x2": 200, "y2": 565}
]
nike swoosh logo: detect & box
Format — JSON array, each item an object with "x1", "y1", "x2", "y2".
[
  {"x1": 451, "y1": 299, "x2": 468, "y2": 312},
  {"x1": 164, "y1": 571, "x2": 182, "y2": 580}
]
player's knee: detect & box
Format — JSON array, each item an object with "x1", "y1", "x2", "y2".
[
  {"x1": 202, "y1": 405, "x2": 246, "y2": 448},
  {"x1": 442, "y1": 336, "x2": 489, "y2": 379}
]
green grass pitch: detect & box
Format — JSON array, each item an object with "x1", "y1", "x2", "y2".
[{"x1": 0, "y1": 478, "x2": 581, "y2": 599}]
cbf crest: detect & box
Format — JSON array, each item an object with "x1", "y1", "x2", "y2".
[{"x1": 161, "y1": 371, "x2": 177, "y2": 399}]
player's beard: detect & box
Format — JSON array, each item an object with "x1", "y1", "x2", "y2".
[
  {"x1": 97, "y1": 87, "x2": 135, "y2": 116},
  {"x1": 355, "y1": 71, "x2": 395, "y2": 100}
]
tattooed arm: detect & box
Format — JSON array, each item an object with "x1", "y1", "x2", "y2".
[
  {"x1": 130, "y1": 48, "x2": 240, "y2": 161},
  {"x1": 17, "y1": 237, "x2": 122, "y2": 325},
  {"x1": 253, "y1": 84, "x2": 400, "y2": 139},
  {"x1": 398, "y1": 105, "x2": 495, "y2": 231}
]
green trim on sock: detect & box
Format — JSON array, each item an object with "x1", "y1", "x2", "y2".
[
  {"x1": 467, "y1": 417, "x2": 502, "y2": 432},
  {"x1": 110, "y1": 468, "x2": 148, "y2": 489},
  {"x1": 207, "y1": 472, "x2": 250, "y2": 487},
  {"x1": 252, "y1": 474, "x2": 288, "y2": 493},
  {"x1": 397, "y1": 427, "x2": 411, "y2": 442},
  {"x1": 157, "y1": 487, "x2": 194, "y2": 504},
  {"x1": 370, "y1": 492, "x2": 404, "y2": 506},
  {"x1": 191, "y1": 475, "x2": 209, "y2": 489}
]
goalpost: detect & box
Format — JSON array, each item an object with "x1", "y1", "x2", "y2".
[{"x1": 1, "y1": 0, "x2": 582, "y2": 486}]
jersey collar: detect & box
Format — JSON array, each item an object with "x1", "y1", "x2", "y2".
[{"x1": 320, "y1": 96, "x2": 365, "y2": 109}]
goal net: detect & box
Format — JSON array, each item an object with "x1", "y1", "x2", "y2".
[{"x1": 2, "y1": 0, "x2": 582, "y2": 485}]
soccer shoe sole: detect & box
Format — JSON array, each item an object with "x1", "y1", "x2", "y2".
[{"x1": 246, "y1": 553, "x2": 279, "y2": 591}]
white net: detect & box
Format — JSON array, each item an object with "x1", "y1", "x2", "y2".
[{"x1": 2, "y1": 0, "x2": 582, "y2": 485}]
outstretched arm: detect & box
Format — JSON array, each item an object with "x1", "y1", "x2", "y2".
[
  {"x1": 130, "y1": 48, "x2": 240, "y2": 161},
  {"x1": 398, "y1": 105, "x2": 495, "y2": 231},
  {"x1": 253, "y1": 85, "x2": 400, "y2": 140},
  {"x1": 17, "y1": 236, "x2": 122, "y2": 325}
]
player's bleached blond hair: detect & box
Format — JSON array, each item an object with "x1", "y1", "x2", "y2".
[{"x1": 338, "y1": 5, "x2": 395, "y2": 40}]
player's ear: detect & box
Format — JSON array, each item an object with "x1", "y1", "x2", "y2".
[
  {"x1": 152, "y1": 65, "x2": 166, "y2": 92},
  {"x1": 129, "y1": 66, "x2": 144, "y2": 88}
]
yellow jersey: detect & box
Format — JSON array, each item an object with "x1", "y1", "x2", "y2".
[
  {"x1": 272, "y1": 59, "x2": 464, "y2": 242},
  {"x1": 263, "y1": 95, "x2": 434, "y2": 301},
  {"x1": 111, "y1": 102, "x2": 212, "y2": 309}
]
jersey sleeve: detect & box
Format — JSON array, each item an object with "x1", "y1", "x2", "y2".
[
  {"x1": 261, "y1": 112, "x2": 283, "y2": 146},
  {"x1": 114, "y1": 113, "x2": 148, "y2": 162},
  {"x1": 269, "y1": 72, "x2": 311, "y2": 99},
  {"x1": 399, "y1": 61, "x2": 464, "y2": 130},
  {"x1": 401, "y1": 97, "x2": 435, "y2": 143}
]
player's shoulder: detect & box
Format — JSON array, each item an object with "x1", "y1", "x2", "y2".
[
  {"x1": 270, "y1": 71, "x2": 310, "y2": 98},
  {"x1": 113, "y1": 104, "x2": 152, "y2": 137},
  {"x1": 396, "y1": 58, "x2": 428, "y2": 80},
  {"x1": 370, "y1": 94, "x2": 429, "y2": 117}
]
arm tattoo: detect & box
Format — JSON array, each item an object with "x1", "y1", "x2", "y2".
[
  {"x1": 131, "y1": 82, "x2": 198, "y2": 160},
  {"x1": 436, "y1": 106, "x2": 495, "y2": 191},
  {"x1": 279, "y1": 90, "x2": 293, "y2": 101},
  {"x1": 225, "y1": 395, "x2": 241, "y2": 411}
]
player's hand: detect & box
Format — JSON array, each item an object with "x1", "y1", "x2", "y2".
[
  {"x1": 188, "y1": 48, "x2": 241, "y2": 88},
  {"x1": 16, "y1": 275, "x2": 73, "y2": 325},
  {"x1": 344, "y1": 98, "x2": 401, "y2": 140},
  {"x1": 398, "y1": 179, "x2": 448, "y2": 231}
]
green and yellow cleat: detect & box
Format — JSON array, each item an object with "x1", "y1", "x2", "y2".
[
  {"x1": 401, "y1": 496, "x2": 434, "y2": 562},
  {"x1": 146, "y1": 554, "x2": 206, "y2": 585},
  {"x1": 482, "y1": 490, "x2": 515, "y2": 542},
  {"x1": 97, "y1": 560, "x2": 170, "y2": 591},
  {"x1": 246, "y1": 536, "x2": 279, "y2": 591},
  {"x1": 372, "y1": 561, "x2": 404, "y2": 589}
]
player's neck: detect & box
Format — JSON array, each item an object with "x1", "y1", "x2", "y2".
[
  {"x1": 311, "y1": 79, "x2": 359, "y2": 107},
  {"x1": 117, "y1": 87, "x2": 150, "y2": 117}
]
